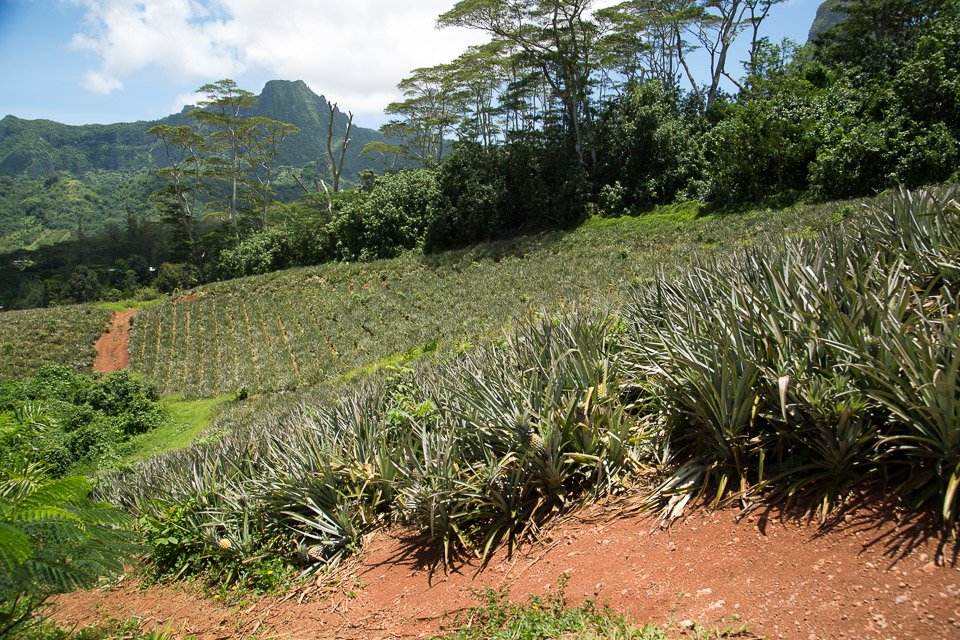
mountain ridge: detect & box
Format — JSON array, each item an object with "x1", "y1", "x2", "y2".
[{"x1": 0, "y1": 80, "x2": 389, "y2": 179}]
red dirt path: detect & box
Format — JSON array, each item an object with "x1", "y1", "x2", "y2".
[
  {"x1": 92, "y1": 309, "x2": 137, "y2": 373},
  {"x1": 52, "y1": 499, "x2": 960, "y2": 640}
]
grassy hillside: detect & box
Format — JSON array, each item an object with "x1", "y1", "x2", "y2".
[
  {"x1": 0, "y1": 304, "x2": 112, "y2": 379},
  {"x1": 128, "y1": 201, "x2": 844, "y2": 398}
]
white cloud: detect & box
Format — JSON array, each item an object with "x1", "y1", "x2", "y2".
[
  {"x1": 170, "y1": 91, "x2": 199, "y2": 114},
  {"x1": 67, "y1": 0, "x2": 487, "y2": 121},
  {"x1": 82, "y1": 69, "x2": 124, "y2": 94}
]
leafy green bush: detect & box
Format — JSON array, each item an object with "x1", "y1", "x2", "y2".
[
  {"x1": 153, "y1": 263, "x2": 199, "y2": 294},
  {"x1": 0, "y1": 367, "x2": 166, "y2": 476},
  {"x1": 66, "y1": 266, "x2": 102, "y2": 304},
  {"x1": 431, "y1": 143, "x2": 507, "y2": 247},
  {"x1": 593, "y1": 82, "x2": 695, "y2": 211},
  {"x1": 700, "y1": 94, "x2": 816, "y2": 203},
  {"x1": 330, "y1": 168, "x2": 443, "y2": 260},
  {"x1": 217, "y1": 229, "x2": 282, "y2": 278}
]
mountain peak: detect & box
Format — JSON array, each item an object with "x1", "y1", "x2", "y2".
[{"x1": 260, "y1": 79, "x2": 326, "y2": 103}]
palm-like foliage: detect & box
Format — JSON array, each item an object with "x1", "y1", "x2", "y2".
[
  {"x1": 624, "y1": 185, "x2": 960, "y2": 520},
  {"x1": 0, "y1": 461, "x2": 135, "y2": 638}
]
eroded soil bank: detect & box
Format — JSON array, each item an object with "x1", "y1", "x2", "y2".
[{"x1": 53, "y1": 500, "x2": 960, "y2": 639}]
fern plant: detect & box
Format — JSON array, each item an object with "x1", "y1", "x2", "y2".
[{"x1": 0, "y1": 460, "x2": 136, "y2": 639}]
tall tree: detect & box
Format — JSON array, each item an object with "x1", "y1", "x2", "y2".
[
  {"x1": 814, "y1": 0, "x2": 944, "y2": 76},
  {"x1": 690, "y1": 0, "x2": 780, "y2": 108},
  {"x1": 325, "y1": 102, "x2": 354, "y2": 193},
  {"x1": 386, "y1": 63, "x2": 465, "y2": 162},
  {"x1": 596, "y1": 0, "x2": 700, "y2": 94},
  {"x1": 245, "y1": 117, "x2": 300, "y2": 226},
  {"x1": 147, "y1": 124, "x2": 206, "y2": 271},
  {"x1": 439, "y1": 0, "x2": 605, "y2": 165},
  {"x1": 448, "y1": 42, "x2": 509, "y2": 149},
  {"x1": 190, "y1": 79, "x2": 257, "y2": 237}
]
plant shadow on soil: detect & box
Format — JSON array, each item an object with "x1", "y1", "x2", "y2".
[
  {"x1": 362, "y1": 529, "x2": 506, "y2": 589},
  {"x1": 373, "y1": 489, "x2": 960, "y2": 595},
  {"x1": 734, "y1": 489, "x2": 958, "y2": 569}
]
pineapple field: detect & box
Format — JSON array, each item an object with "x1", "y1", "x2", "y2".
[
  {"x1": 73, "y1": 186, "x2": 960, "y2": 638},
  {"x1": 5, "y1": 189, "x2": 960, "y2": 639},
  {"x1": 0, "y1": 304, "x2": 112, "y2": 379},
  {"x1": 126, "y1": 201, "x2": 845, "y2": 398}
]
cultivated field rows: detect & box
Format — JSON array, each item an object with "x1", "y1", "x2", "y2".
[
  {"x1": 129, "y1": 204, "x2": 841, "y2": 398},
  {"x1": 0, "y1": 305, "x2": 112, "y2": 379}
]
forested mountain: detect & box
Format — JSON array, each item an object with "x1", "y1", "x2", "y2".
[
  {"x1": 0, "y1": 81, "x2": 397, "y2": 254},
  {"x1": 808, "y1": 0, "x2": 848, "y2": 42},
  {"x1": 0, "y1": 80, "x2": 387, "y2": 179}
]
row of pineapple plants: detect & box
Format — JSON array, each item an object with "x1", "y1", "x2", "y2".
[
  {"x1": 103, "y1": 314, "x2": 635, "y2": 583},
  {"x1": 96, "y1": 186, "x2": 958, "y2": 586},
  {"x1": 126, "y1": 201, "x2": 842, "y2": 399},
  {"x1": 625, "y1": 186, "x2": 960, "y2": 525}
]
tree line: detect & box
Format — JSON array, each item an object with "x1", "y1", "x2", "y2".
[{"x1": 3, "y1": 0, "x2": 957, "y2": 309}]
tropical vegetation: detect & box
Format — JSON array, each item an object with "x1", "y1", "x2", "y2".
[
  {"x1": 90, "y1": 187, "x2": 959, "y2": 588},
  {"x1": 3, "y1": 0, "x2": 957, "y2": 312},
  {"x1": 0, "y1": 1, "x2": 958, "y2": 636}
]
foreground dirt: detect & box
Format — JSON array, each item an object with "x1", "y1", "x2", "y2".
[
  {"x1": 92, "y1": 309, "x2": 137, "y2": 373},
  {"x1": 54, "y1": 500, "x2": 960, "y2": 639}
]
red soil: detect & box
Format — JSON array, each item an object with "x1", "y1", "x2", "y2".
[
  {"x1": 92, "y1": 309, "x2": 137, "y2": 373},
  {"x1": 52, "y1": 499, "x2": 960, "y2": 639}
]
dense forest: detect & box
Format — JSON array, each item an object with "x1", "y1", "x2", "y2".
[{"x1": 1, "y1": 0, "x2": 957, "y2": 311}]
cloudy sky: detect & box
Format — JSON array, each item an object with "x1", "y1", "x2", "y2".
[{"x1": 0, "y1": 0, "x2": 821, "y2": 129}]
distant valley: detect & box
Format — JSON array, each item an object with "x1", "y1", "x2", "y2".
[{"x1": 0, "y1": 80, "x2": 395, "y2": 252}]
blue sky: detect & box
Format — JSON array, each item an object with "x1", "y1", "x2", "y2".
[{"x1": 0, "y1": 0, "x2": 823, "y2": 129}]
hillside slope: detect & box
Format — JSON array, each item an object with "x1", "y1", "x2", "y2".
[
  {"x1": 0, "y1": 80, "x2": 390, "y2": 179},
  {"x1": 128, "y1": 202, "x2": 843, "y2": 399}
]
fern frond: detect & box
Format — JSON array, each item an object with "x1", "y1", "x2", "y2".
[{"x1": 0, "y1": 522, "x2": 32, "y2": 572}]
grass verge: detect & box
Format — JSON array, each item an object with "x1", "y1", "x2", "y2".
[
  {"x1": 119, "y1": 394, "x2": 231, "y2": 463},
  {"x1": 95, "y1": 295, "x2": 167, "y2": 313},
  {"x1": 430, "y1": 577, "x2": 756, "y2": 640}
]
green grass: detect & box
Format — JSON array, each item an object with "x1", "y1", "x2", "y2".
[
  {"x1": 338, "y1": 339, "x2": 439, "y2": 383},
  {"x1": 0, "y1": 304, "x2": 112, "y2": 380},
  {"x1": 429, "y1": 578, "x2": 754, "y2": 640},
  {"x1": 96, "y1": 294, "x2": 168, "y2": 313},
  {"x1": 127, "y1": 200, "x2": 844, "y2": 398},
  {"x1": 118, "y1": 394, "x2": 231, "y2": 462}
]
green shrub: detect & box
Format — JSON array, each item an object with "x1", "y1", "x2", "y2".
[
  {"x1": 0, "y1": 368, "x2": 166, "y2": 476},
  {"x1": 330, "y1": 168, "x2": 443, "y2": 260},
  {"x1": 153, "y1": 263, "x2": 199, "y2": 294},
  {"x1": 0, "y1": 461, "x2": 136, "y2": 639},
  {"x1": 593, "y1": 82, "x2": 695, "y2": 210}
]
